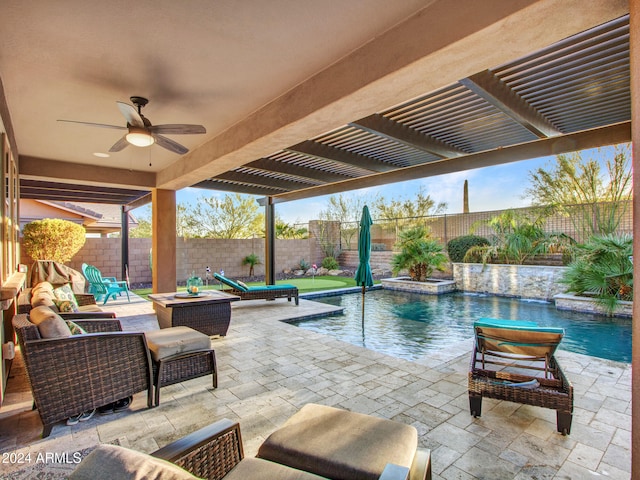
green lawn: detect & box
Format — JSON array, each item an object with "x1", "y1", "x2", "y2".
[{"x1": 132, "y1": 275, "x2": 374, "y2": 301}]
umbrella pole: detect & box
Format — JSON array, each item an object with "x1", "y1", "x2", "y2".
[{"x1": 361, "y1": 285, "x2": 365, "y2": 344}]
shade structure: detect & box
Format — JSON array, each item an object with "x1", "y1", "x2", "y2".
[{"x1": 354, "y1": 206, "x2": 374, "y2": 327}]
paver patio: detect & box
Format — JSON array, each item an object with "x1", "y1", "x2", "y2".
[{"x1": 0, "y1": 292, "x2": 631, "y2": 479}]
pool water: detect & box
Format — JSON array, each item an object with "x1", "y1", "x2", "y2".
[{"x1": 289, "y1": 289, "x2": 632, "y2": 363}]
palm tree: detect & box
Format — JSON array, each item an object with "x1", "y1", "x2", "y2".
[
  {"x1": 391, "y1": 226, "x2": 448, "y2": 282},
  {"x1": 242, "y1": 253, "x2": 262, "y2": 276}
]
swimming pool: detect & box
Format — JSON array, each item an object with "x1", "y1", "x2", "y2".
[{"x1": 289, "y1": 289, "x2": 632, "y2": 363}]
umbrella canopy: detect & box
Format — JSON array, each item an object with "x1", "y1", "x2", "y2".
[{"x1": 354, "y1": 205, "x2": 374, "y2": 289}]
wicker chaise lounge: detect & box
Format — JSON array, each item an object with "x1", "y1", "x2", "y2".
[
  {"x1": 468, "y1": 318, "x2": 574, "y2": 435},
  {"x1": 214, "y1": 272, "x2": 299, "y2": 305}
]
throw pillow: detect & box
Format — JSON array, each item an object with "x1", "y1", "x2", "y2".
[
  {"x1": 55, "y1": 299, "x2": 79, "y2": 313},
  {"x1": 29, "y1": 306, "x2": 72, "y2": 338},
  {"x1": 65, "y1": 320, "x2": 87, "y2": 335},
  {"x1": 68, "y1": 444, "x2": 200, "y2": 480},
  {"x1": 53, "y1": 284, "x2": 80, "y2": 310},
  {"x1": 236, "y1": 280, "x2": 249, "y2": 290}
]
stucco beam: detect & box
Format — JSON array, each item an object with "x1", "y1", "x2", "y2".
[{"x1": 19, "y1": 155, "x2": 156, "y2": 189}]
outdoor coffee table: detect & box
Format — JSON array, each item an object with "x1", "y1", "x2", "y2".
[{"x1": 149, "y1": 290, "x2": 240, "y2": 336}]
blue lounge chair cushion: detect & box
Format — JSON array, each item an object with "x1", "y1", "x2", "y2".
[
  {"x1": 474, "y1": 318, "x2": 564, "y2": 357},
  {"x1": 248, "y1": 284, "x2": 297, "y2": 292},
  {"x1": 475, "y1": 318, "x2": 564, "y2": 333},
  {"x1": 214, "y1": 273, "x2": 248, "y2": 292},
  {"x1": 214, "y1": 273, "x2": 296, "y2": 292}
]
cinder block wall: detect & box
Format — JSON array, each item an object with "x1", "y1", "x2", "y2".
[{"x1": 22, "y1": 237, "x2": 313, "y2": 286}]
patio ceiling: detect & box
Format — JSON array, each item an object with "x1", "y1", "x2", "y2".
[
  {"x1": 1, "y1": 2, "x2": 631, "y2": 207},
  {"x1": 195, "y1": 14, "x2": 631, "y2": 204}
]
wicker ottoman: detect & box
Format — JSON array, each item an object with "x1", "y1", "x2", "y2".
[
  {"x1": 257, "y1": 403, "x2": 431, "y2": 480},
  {"x1": 145, "y1": 327, "x2": 217, "y2": 406}
]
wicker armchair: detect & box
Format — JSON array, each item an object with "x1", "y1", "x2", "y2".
[
  {"x1": 70, "y1": 417, "x2": 427, "y2": 479},
  {"x1": 13, "y1": 314, "x2": 153, "y2": 438}
]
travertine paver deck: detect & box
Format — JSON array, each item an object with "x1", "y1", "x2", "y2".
[{"x1": 0, "y1": 292, "x2": 631, "y2": 479}]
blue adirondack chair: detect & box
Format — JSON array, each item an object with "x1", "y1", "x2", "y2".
[{"x1": 82, "y1": 263, "x2": 130, "y2": 305}]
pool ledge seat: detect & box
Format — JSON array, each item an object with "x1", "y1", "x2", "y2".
[{"x1": 469, "y1": 318, "x2": 574, "y2": 435}]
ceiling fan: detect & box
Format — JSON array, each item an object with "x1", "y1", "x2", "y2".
[{"x1": 58, "y1": 96, "x2": 206, "y2": 154}]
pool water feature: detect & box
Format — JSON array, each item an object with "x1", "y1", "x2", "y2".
[{"x1": 289, "y1": 289, "x2": 631, "y2": 363}]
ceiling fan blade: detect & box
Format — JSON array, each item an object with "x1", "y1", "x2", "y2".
[
  {"x1": 109, "y1": 136, "x2": 130, "y2": 152},
  {"x1": 149, "y1": 124, "x2": 206, "y2": 135},
  {"x1": 58, "y1": 119, "x2": 126, "y2": 130},
  {"x1": 153, "y1": 134, "x2": 189, "y2": 155},
  {"x1": 116, "y1": 101, "x2": 145, "y2": 128}
]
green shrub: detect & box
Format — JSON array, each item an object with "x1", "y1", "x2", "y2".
[
  {"x1": 447, "y1": 235, "x2": 490, "y2": 262},
  {"x1": 321, "y1": 256, "x2": 339, "y2": 270},
  {"x1": 298, "y1": 258, "x2": 310, "y2": 270},
  {"x1": 560, "y1": 233, "x2": 633, "y2": 314},
  {"x1": 22, "y1": 219, "x2": 86, "y2": 263}
]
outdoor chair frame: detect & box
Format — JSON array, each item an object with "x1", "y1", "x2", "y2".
[
  {"x1": 82, "y1": 263, "x2": 130, "y2": 305},
  {"x1": 214, "y1": 272, "x2": 299, "y2": 305},
  {"x1": 151, "y1": 418, "x2": 430, "y2": 480},
  {"x1": 468, "y1": 319, "x2": 573, "y2": 435}
]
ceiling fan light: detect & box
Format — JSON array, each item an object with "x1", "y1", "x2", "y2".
[{"x1": 126, "y1": 128, "x2": 155, "y2": 147}]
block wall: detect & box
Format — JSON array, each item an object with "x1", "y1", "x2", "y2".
[{"x1": 22, "y1": 237, "x2": 312, "y2": 286}]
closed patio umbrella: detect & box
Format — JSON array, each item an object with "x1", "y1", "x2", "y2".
[{"x1": 354, "y1": 206, "x2": 374, "y2": 324}]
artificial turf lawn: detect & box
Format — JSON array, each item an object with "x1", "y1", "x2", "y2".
[{"x1": 132, "y1": 275, "x2": 373, "y2": 301}]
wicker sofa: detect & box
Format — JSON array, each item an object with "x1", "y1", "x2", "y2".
[
  {"x1": 13, "y1": 312, "x2": 153, "y2": 438},
  {"x1": 18, "y1": 281, "x2": 115, "y2": 318}
]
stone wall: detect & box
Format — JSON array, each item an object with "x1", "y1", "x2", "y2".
[
  {"x1": 452, "y1": 263, "x2": 567, "y2": 301},
  {"x1": 554, "y1": 293, "x2": 632, "y2": 318}
]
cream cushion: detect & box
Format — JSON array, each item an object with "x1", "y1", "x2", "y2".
[
  {"x1": 30, "y1": 282, "x2": 58, "y2": 310},
  {"x1": 68, "y1": 444, "x2": 199, "y2": 480},
  {"x1": 144, "y1": 327, "x2": 211, "y2": 361},
  {"x1": 29, "y1": 305, "x2": 72, "y2": 338},
  {"x1": 225, "y1": 458, "x2": 328, "y2": 480},
  {"x1": 257, "y1": 403, "x2": 418, "y2": 480}
]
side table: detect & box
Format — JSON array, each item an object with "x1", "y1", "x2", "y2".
[{"x1": 149, "y1": 291, "x2": 240, "y2": 336}]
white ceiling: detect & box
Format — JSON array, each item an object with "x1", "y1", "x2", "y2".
[{"x1": 0, "y1": 0, "x2": 429, "y2": 171}]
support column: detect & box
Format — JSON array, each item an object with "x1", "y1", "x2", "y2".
[
  {"x1": 265, "y1": 197, "x2": 275, "y2": 285},
  {"x1": 152, "y1": 189, "x2": 176, "y2": 294},
  {"x1": 120, "y1": 206, "x2": 129, "y2": 282},
  {"x1": 630, "y1": 3, "x2": 639, "y2": 478}
]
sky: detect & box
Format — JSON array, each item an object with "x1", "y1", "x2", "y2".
[{"x1": 135, "y1": 145, "x2": 626, "y2": 224}]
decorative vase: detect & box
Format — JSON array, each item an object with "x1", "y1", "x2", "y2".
[{"x1": 186, "y1": 275, "x2": 203, "y2": 295}]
